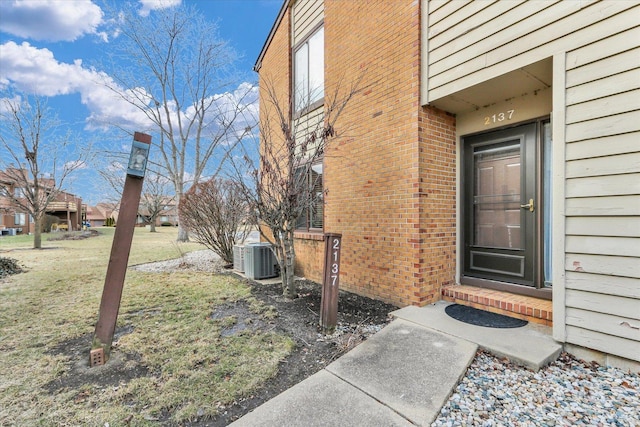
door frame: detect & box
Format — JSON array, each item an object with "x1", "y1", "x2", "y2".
[{"x1": 460, "y1": 118, "x2": 552, "y2": 300}]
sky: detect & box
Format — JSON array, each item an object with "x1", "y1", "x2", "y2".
[{"x1": 0, "y1": 0, "x2": 282, "y2": 205}]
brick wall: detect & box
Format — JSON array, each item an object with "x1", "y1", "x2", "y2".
[
  {"x1": 258, "y1": 7, "x2": 291, "y2": 144},
  {"x1": 415, "y1": 106, "x2": 457, "y2": 304},
  {"x1": 259, "y1": 1, "x2": 457, "y2": 307},
  {"x1": 293, "y1": 232, "x2": 324, "y2": 280},
  {"x1": 321, "y1": 0, "x2": 427, "y2": 307}
]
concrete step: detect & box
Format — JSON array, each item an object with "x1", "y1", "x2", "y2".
[{"x1": 392, "y1": 301, "x2": 563, "y2": 370}]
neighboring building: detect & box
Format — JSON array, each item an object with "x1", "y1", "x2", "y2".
[
  {"x1": 0, "y1": 167, "x2": 83, "y2": 234},
  {"x1": 86, "y1": 204, "x2": 112, "y2": 227},
  {"x1": 0, "y1": 167, "x2": 34, "y2": 235},
  {"x1": 87, "y1": 196, "x2": 178, "y2": 229},
  {"x1": 136, "y1": 195, "x2": 178, "y2": 227},
  {"x1": 46, "y1": 191, "x2": 83, "y2": 231},
  {"x1": 255, "y1": 0, "x2": 639, "y2": 368}
]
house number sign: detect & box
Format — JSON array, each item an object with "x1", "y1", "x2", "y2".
[
  {"x1": 484, "y1": 109, "x2": 515, "y2": 126},
  {"x1": 329, "y1": 236, "x2": 341, "y2": 287},
  {"x1": 320, "y1": 233, "x2": 342, "y2": 333}
]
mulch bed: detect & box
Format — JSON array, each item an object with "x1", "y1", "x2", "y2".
[{"x1": 198, "y1": 277, "x2": 397, "y2": 426}]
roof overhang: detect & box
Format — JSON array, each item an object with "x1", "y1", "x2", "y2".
[{"x1": 427, "y1": 58, "x2": 552, "y2": 115}]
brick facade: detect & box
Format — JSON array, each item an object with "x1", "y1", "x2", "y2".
[
  {"x1": 323, "y1": 0, "x2": 422, "y2": 307},
  {"x1": 415, "y1": 106, "x2": 457, "y2": 304},
  {"x1": 258, "y1": 0, "x2": 457, "y2": 308},
  {"x1": 258, "y1": 8, "x2": 290, "y2": 133}
]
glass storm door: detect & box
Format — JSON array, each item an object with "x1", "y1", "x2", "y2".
[{"x1": 463, "y1": 124, "x2": 537, "y2": 287}]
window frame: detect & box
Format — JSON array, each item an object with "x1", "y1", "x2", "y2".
[
  {"x1": 295, "y1": 160, "x2": 324, "y2": 232},
  {"x1": 293, "y1": 24, "x2": 324, "y2": 114},
  {"x1": 14, "y1": 187, "x2": 25, "y2": 198},
  {"x1": 14, "y1": 212, "x2": 26, "y2": 226}
]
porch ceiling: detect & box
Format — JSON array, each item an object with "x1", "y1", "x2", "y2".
[{"x1": 429, "y1": 58, "x2": 552, "y2": 115}]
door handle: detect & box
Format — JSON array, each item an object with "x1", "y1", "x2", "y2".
[{"x1": 520, "y1": 198, "x2": 535, "y2": 212}]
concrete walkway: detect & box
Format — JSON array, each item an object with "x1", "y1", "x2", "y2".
[{"x1": 230, "y1": 301, "x2": 562, "y2": 426}]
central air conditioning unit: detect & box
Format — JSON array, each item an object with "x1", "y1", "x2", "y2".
[
  {"x1": 244, "y1": 242, "x2": 277, "y2": 280},
  {"x1": 233, "y1": 244, "x2": 245, "y2": 272}
]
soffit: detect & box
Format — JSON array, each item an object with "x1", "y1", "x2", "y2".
[{"x1": 429, "y1": 58, "x2": 553, "y2": 115}]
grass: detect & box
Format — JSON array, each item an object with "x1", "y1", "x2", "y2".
[{"x1": 0, "y1": 227, "x2": 293, "y2": 426}]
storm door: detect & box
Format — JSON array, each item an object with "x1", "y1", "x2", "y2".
[{"x1": 462, "y1": 123, "x2": 538, "y2": 287}]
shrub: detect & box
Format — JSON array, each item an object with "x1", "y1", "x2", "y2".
[
  {"x1": 179, "y1": 178, "x2": 252, "y2": 264},
  {"x1": 0, "y1": 257, "x2": 23, "y2": 279}
]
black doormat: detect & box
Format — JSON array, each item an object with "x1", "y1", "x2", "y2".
[{"x1": 445, "y1": 304, "x2": 528, "y2": 328}]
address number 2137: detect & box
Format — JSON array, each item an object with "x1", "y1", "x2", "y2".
[
  {"x1": 484, "y1": 109, "x2": 515, "y2": 125},
  {"x1": 330, "y1": 238, "x2": 340, "y2": 286}
]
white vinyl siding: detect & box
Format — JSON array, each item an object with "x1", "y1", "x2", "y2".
[
  {"x1": 423, "y1": 1, "x2": 638, "y2": 102},
  {"x1": 293, "y1": 0, "x2": 323, "y2": 45},
  {"x1": 563, "y1": 22, "x2": 640, "y2": 360},
  {"x1": 425, "y1": 0, "x2": 640, "y2": 362},
  {"x1": 293, "y1": 105, "x2": 324, "y2": 157},
  {"x1": 291, "y1": 0, "x2": 325, "y2": 233}
]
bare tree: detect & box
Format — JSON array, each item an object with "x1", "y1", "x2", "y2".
[
  {"x1": 0, "y1": 96, "x2": 89, "y2": 249},
  {"x1": 102, "y1": 3, "x2": 256, "y2": 241},
  {"x1": 98, "y1": 156, "x2": 174, "y2": 232},
  {"x1": 231, "y1": 77, "x2": 362, "y2": 298},
  {"x1": 139, "y1": 172, "x2": 175, "y2": 232},
  {"x1": 179, "y1": 178, "x2": 251, "y2": 264}
]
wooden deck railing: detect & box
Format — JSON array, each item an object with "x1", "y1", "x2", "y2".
[{"x1": 47, "y1": 202, "x2": 77, "y2": 212}]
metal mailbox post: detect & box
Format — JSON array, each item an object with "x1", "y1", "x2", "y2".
[{"x1": 320, "y1": 233, "x2": 342, "y2": 334}]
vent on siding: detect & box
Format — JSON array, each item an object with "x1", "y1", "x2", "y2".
[
  {"x1": 244, "y1": 243, "x2": 277, "y2": 280},
  {"x1": 233, "y1": 245, "x2": 245, "y2": 272}
]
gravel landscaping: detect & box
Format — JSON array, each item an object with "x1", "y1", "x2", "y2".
[{"x1": 433, "y1": 351, "x2": 639, "y2": 427}]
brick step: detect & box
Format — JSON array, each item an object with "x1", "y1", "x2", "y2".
[{"x1": 441, "y1": 284, "x2": 552, "y2": 326}]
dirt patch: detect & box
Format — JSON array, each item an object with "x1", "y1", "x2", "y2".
[
  {"x1": 44, "y1": 326, "x2": 150, "y2": 394},
  {"x1": 47, "y1": 229, "x2": 100, "y2": 241},
  {"x1": 42, "y1": 274, "x2": 396, "y2": 425},
  {"x1": 209, "y1": 300, "x2": 268, "y2": 337},
  {"x1": 198, "y1": 278, "x2": 397, "y2": 426}
]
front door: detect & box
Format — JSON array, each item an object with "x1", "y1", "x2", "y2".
[{"x1": 462, "y1": 123, "x2": 538, "y2": 287}]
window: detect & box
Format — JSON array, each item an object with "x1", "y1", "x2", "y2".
[
  {"x1": 14, "y1": 187, "x2": 25, "y2": 198},
  {"x1": 14, "y1": 213, "x2": 26, "y2": 226},
  {"x1": 296, "y1": 162, "x2": 323, "y2": 230},
  {"x1": 294, "y1": 26, "x2": 324, "y2": 111}
]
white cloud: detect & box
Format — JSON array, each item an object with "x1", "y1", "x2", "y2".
[
  {"x1": 0, "y1": 95, "x2": 22, "y2": 114},
  {"x1": 191, "y1": 82, "x2": 259, "y2": 145},
  {"x1": 0, "y1": 42, "x2": 259, "y2": 138},
  {"x1": 65, "y1": 160, "x2": 88, "y2": 170},
  {"x1": 0, "y1": 41, "x2": 150, "y2": 130},
  {"x1": 107, "y1": 161, "x2": 125, "y2": 172},
  {"x1": 0, "y1": 0, "x2": 104, "y2": 42},
  {"x1": 138, "y1": 0, "x2": 181, "y2": 17}
]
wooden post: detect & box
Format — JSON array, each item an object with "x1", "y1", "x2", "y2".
[
  {"x1": 91, "y1": 132, "x2": 151, "y2": 365},
  {"x1": 320, "y1": 233, "x2": 342, "y2": 334}
]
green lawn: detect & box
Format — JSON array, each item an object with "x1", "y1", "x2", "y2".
[{"x1": 0, "y1": 227, "x2": 293, "y2": 425}]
